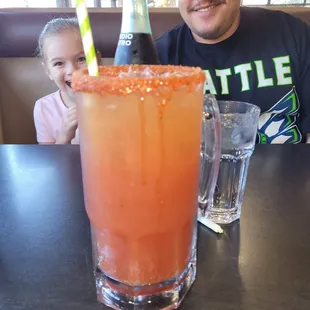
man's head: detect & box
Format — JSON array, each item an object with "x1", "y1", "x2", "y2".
[{"x1": 179, "y1": 0, "x2": 241, "y2": 43}]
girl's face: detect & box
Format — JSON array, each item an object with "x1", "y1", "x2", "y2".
[{"x1": 43, "y1": 29, "x2": 87, "y2": 99}]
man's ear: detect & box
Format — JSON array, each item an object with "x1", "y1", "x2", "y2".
[
  {"x1": 42, "y1": 61, "x2": 53, "y2": 80},
  {"x1": 96, "y1": 50, "x2": 103, "y2": 65}
]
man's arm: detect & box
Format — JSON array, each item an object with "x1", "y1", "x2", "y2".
[
  {"x1": 155, "y1": 24, "x2": 184, "y2": 65},
  {"x1": 291, "y1": 16, "x2": 310, "y2": 141}
]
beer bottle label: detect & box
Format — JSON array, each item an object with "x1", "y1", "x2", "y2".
[{"x1": 115, "y1": 32, "x2": 160, "y2": 65}]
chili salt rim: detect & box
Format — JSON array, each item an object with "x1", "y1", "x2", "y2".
[{"x1": 72, "y1": 65, "x2": 206, "y2": 95}]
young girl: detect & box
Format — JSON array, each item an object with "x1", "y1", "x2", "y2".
[{"x1": 34, "y1": 17, "x2": 95, "y2": 144}]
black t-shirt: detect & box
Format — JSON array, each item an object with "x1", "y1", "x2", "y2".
[{"x1": 155, "y1": 7, "x2": 310, "y2": 143}]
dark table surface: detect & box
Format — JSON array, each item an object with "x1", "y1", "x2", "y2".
[{"x1": 0, "y1": 145, "x2": 310, "y2": 310}]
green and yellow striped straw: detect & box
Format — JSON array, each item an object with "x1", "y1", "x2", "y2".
[{"x1": 75, "y1": 0, "x2": 99, "y2": 76}]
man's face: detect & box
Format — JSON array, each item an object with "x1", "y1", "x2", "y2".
[{"x1": 179, "y1": 0, "x2": 241, "y2": 42}]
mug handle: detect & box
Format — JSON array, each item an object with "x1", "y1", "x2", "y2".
[{"x1": 198, "y1": 94, "x2": 221, "y2": 217}]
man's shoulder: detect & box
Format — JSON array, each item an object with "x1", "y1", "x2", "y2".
[
  {"x1": 155, "y1": 23, "x2": 187, "y2": 64},
  {"x1": 155, "y1": 23, "x2": 184, "y2": 44}
]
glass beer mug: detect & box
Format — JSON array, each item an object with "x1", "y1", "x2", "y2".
[
  {"x1": 199, "y1": 94, "x2": 221, "y2": 217},
  {"x1": 72, "y1": 65, "x2": 220, "y2": 310}
]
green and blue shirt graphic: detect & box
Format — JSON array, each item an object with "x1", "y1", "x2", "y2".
[{"x1": 258, "y1": 87, "x2": 302, "y2": 144}]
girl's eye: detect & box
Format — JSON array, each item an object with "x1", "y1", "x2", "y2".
[
  {"x1": 54, "y1": 62, "x2": 64, "y2": 67},
  {"x1": 77, "y1": 56, "x2": 86, "y2": 63}
]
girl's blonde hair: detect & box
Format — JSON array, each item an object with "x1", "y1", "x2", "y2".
[{"x1": 36, "y1": 17, "x2": 80, "y2": 57}]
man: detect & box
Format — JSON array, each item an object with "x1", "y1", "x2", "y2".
[{"x1": 155, "y1": 1, "x2": 310, "y2": 143}]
